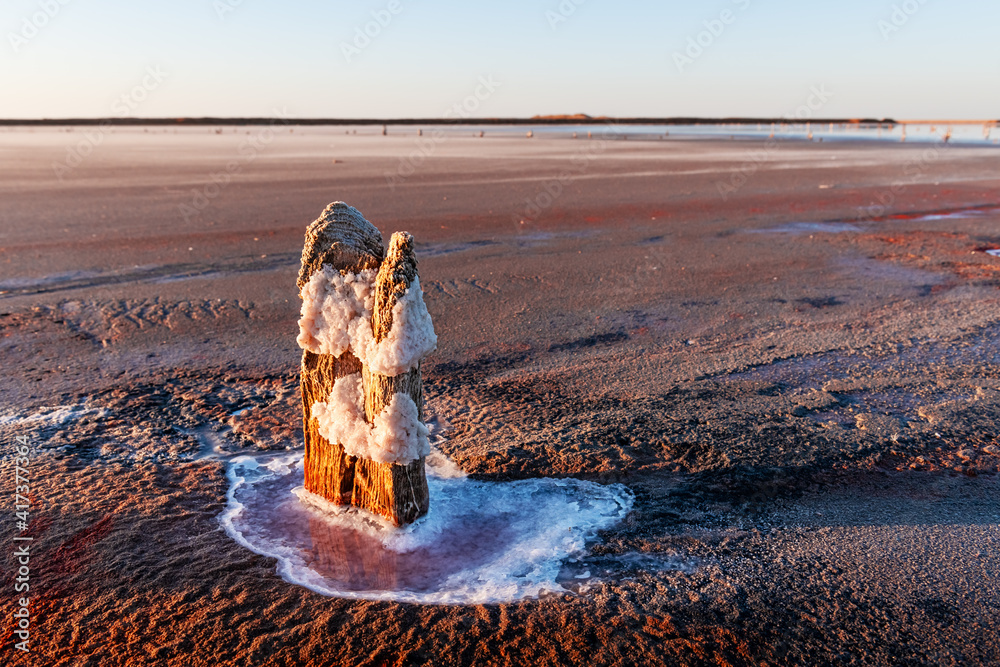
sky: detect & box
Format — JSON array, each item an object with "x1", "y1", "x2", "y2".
[{"x1": 1, "y1": 0, "x2": 998, "y2": 120}]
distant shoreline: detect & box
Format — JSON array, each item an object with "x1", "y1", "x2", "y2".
[
  {"x1": 0, "y1": 116, "x2": 924, "y2": 127},
  {"x1": 4, "y1": 117, "x2": 996, "y2": 133}
]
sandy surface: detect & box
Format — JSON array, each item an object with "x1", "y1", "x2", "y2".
[{"x1": 2, "y1": 127, "x2": 1000, "y2": 666}]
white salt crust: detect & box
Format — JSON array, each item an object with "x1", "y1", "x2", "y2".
[
  {"x1": 220, "y1": 452, "x2": 635, "y2": 604},
  {"x1": 297, "y1": 267, "x2": 437, "y2": 376},
  {"x1": 297, "y1": 265, "x2": 437, "y2": 464},
  {"x1": 361, "y1": 274, "x2": 438, "y2": 377},
  {"x1": 296, "y1": 266, "x2": 375, "y2": 359},
  {"x1": 312, "y1": 373, "x2": 430, "y2": 464}
]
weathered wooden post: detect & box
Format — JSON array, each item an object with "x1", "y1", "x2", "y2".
[
  {"x1": 297, "y1": 202, "x2": 433, "y2": 526},
  {"x1": 354, "y1": 232, "x2": 429, "y2": 522},
  {"x1": 298, "y1": 203, "x2": 383, "y2": 507}
]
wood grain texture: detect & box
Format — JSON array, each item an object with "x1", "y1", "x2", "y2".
[
  {"x1": 301, "y1": 350, "x2": 361, "y2": 504},
  {"x1": 296, "y1": 202, "x2": 384, "y2": 292},
  {"x1": 371, "y1": 231, "x2": 418, "y2": 342},
  {"x1": 359, "y1": 231, "x2": 429, "y2": 525}
]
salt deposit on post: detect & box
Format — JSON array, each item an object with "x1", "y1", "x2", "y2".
[{"x1": 297, "y1": 202, "x2": 435, "y2": 525}]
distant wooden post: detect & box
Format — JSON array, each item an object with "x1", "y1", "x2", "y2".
[{"x1": 298, "y1": 202, "x2": 430, "y2": 526}]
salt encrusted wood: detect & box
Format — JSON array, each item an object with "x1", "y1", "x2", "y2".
[
  {"x1": 299, "y1": 203, "x2": 429, "y2": 526},
  {"x1": 300, "y1": 203, "x2": 383, "y2": 505},
  {"x1": 358, "y1": 232, "x2": 429, "y2": 525}
]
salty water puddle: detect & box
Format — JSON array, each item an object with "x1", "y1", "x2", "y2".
[
  {"x1": 751, "y1": 204, "x2": 1000, "y2": 237},
  {"x1": 220, "y1": 452, "x2": 633, "y2": 604},
  {"x1": 0, "y1": 403, "x2": 103, "y2": 428},
  {"x1": 750, "y1": 221, "x2": 862, "y2": 234},
  {"x1": 0, "y1": 254, "x2": 298, "y2": 298}
]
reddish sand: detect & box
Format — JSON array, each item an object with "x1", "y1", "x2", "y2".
[{"x1": 1, "y1": 127, "x2": 1000, "y2": 666}]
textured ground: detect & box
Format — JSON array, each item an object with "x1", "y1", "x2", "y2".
[{"x1": 2, "y1": 127, "x2": 1000, "y2": 666}]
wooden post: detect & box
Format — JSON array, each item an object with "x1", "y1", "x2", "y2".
[
  {"x1": 298, "y1": 202, "x2": 430, "y2": 526},
  {"x1": 356, "y1": 232, "x2": 429, "y2": 525},
  {"x1": 299, "y1": 203, "x2": 383, "y2": 506}
]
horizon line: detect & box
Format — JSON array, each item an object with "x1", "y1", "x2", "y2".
[{"x1": 3, "y1": 116, "x2": 997, "y2": 127}]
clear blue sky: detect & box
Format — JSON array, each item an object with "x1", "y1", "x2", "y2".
[{"x1": 2, "y1": 0, "x2": 997, "y2": 119}]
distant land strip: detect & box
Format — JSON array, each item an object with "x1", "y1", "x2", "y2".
[
  {"x1": 0, "y1": 116, "x2": 901, "y2": 126},
  {"x1": 2, "y1": 116, "x2": 996, "y2": 127}
]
